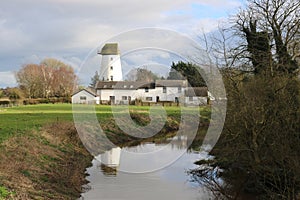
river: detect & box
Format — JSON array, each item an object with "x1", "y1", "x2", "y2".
[{"x1": 80, "y1": 136, "x2": 211, "y2": 200}]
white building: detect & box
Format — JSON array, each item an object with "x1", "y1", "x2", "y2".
[
  {"x1": 98, "y1": 43, "x2": 123, "y2": 82},
  {"x1": 71, "y1": 88, "x2": 99, "y2": 104},
  {"x1": 184, "y1": 87, "x2": 208, "y2": 105},
  {"x1": 72, "y1": 43, "x2": 209, "y2": 105}
]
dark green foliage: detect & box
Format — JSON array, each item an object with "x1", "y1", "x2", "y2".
[
  {"x1": 243, "y1": 21, "x2": 273, "y2": 75},
  {"x1": 0, "y1": 100, "x2": 10, "y2": 105},
  {"x1": 167, "y1": 61, "x2": 206, "y2": 87}
]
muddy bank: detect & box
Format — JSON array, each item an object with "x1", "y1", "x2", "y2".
[{"x1": 0, "y1": 122, "x2": 93, "y2": 200}]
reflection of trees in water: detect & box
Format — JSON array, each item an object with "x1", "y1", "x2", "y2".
[{"x1": 100, "y1": 164, "x2": 118, "y2": 177}]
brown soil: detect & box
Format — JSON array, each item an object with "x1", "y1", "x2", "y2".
[{"x1": 0, "y1": 122, "x2": 93, "y2": 200}]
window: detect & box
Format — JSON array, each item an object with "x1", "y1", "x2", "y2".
[
  {"x1": 145, "y1": 87, "x2": 149, "y2": 93},
  {"x1": 122, "y1": 96, "x2": 127, "y2": 100},
  {"x1": 146, "y1": 97, "x2": 152, "y2": 101},
  {"x1": 110, "y1": 66, "x2": 113, "y2": 70},
  {"x1": 189, "y1": 96, "x2": 193, "y2": 101},
  {"x1": 175, "y1": 97, "x2": 179, "y2": 103},
  {"x1": 110, "y1": 76, "x2": 113, "y2": 81},
  {"x1": 178, "y1": 86, "x2": 182, "y2": 93},
  {"x1": 110, "y1": 57, "x2": 113, "y2": 61},
  {"x1": 80, "y1": 96, "x2": 87, "y2": 100},
  {"x1": 163, "y1": 86, "x2": 167, "y2": 93}
]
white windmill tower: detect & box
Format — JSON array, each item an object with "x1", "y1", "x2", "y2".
[{"x1": 98, "y1": 43, "x2": 123, "y2": 81}]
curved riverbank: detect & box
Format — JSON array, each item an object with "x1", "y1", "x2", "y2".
[
  {"x1": 0, "y1": 122, "x2": 93, "y2": 199},
  {"x1": 0, "y1": 104, "x2": 210, "y2": 199}
]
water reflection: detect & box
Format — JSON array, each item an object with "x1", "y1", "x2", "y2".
[
  {"x1": 96, "y1": 147, "x2": 121, "y2": 176},
  {"x1": 81, "y1": 135, "x2": 212, "y2": 200}
]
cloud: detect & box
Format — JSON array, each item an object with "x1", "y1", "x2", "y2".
[
  {"x1": 0, "y1": 0, "x2": 243, "y2": 87},
  {"x1": 0, "y1": 71, "x2": 17, "y2": 88}
]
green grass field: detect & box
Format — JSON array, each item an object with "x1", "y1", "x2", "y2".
[
  {"x1": 0, "y1": 104, "x2": 210, "y2": 143},
  {"x1": 0, "y1": 103, "x2": 211, "y2": 199}
]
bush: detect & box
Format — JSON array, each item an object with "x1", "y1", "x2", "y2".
[{"x1": 0, "y1": 100, "x2": 10, "y2": 105}]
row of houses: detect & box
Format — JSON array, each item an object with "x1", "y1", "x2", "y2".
[
  {"x1": 72, "y1": 79, "x2": 210, "y2": 106},
  {"x1": 71, "y1": 43, "x2": 211, "y2": 106}
]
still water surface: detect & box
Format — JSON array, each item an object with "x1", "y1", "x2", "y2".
[{"x1": 81, "y1": 138, "x2": 211, "y2": 200}]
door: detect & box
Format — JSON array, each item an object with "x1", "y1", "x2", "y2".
[{"x1": 109, "y1": 96, "x2": 115, "y2": 105}]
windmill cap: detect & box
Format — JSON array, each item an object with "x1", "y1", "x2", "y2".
[{"x1": 98, "y1": 43, "x2": 120, "y2": 55}]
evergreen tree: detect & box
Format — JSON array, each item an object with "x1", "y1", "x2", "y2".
[{"x1": 167, "y1": 61, "x2": 206, "y2": 87}]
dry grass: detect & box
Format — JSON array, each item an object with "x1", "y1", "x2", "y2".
[{"x1": 0, "y1": 122, "x2": 92, "y2": 200}]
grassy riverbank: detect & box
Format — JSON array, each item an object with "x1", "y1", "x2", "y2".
[{"x1": 0, "y1": 104, "x2": 211, "y2": 199}]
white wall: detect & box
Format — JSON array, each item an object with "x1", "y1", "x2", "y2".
[
  {"x1": 72, "y1": 90, "x2": 96, "y2": 104},
  {"x1": 100, "y1": 55, "x2": 123, "y2": 81},
  {"x1": 98, "y1": 89, "x2": 137, "y2": 104},
  {"x1": 184, "y1": 97, "x2": 207, "y2": 105},
  {"x1": 136, "y1": 86, "x2": 185, "y2": 102}
]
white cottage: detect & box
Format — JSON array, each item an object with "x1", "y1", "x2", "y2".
[
  {"x1": 96, "y1": 81, "x2": 138, "y2": 104},
  {"x1": 71, "y1": 42, "x2": 210, "y2": 106},
  {"x1": 184, "y1": 87, "x2": 208, "y2": 105},
  {"x1": 71, "y1": 89, "x2": 99, "y2": 104}
]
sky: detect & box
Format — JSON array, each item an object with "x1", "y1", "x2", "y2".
[{"x1": 0, "y1": 0, "x2": 245, "y2": 88}]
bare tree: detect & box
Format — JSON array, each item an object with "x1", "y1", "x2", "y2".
[
  {"x1": 190, "y1": 1, "x2": 300, "y2": 199},
  {"x1": 15, "y1": 58, "x2": 78, "y2": 98}
]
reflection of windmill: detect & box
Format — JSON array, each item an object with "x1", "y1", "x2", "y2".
[
  {"x1": 97, "y1": 147, "x2": 121, "y2": 176},
  {"x1": 168, "y1": 135, "x2": 188, "y2": 150},
  {"x1": 100, "y1": 164, "x2": 118, "y2": 177}
]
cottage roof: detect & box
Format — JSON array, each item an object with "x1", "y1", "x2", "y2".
[
  {"x1": 184, "y1": 87, "x2": 208, "y2": 97},
  {"x1": 155, "y1": 80, "x2": 187, "y2": 87},
  {"x1": 98, "y1": 43, "x2": 120, "y2": 55},
  {"x1": 96, "y1": 81, "x2": 140, "y2": 90},
  {"x1": 72, "y1": 88, "x2": 97, "y2": 97}
]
